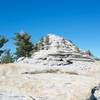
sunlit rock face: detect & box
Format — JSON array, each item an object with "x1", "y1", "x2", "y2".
[
  {"x1": 18, "y1": 34, "x2": 95, "y2": 65},
  {"x1": 44, "y1": 34, "x2": 78, "y2": 52}
]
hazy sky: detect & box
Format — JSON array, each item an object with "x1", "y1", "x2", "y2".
[{"x1": 0, "y1": 0, "x2": 100, "y2": 57}]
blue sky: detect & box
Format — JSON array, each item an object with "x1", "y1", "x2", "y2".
[{"x1": 0, "y1": 0, "x2": 100, "y2": 57}]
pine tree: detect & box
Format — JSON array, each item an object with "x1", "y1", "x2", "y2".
[
  {"x1": 87, "y1": 50, "x2": 93, "y2": 56},
  {"x1": 44, "y1": 36, "x2": 49, "y2": 45},
  {"x1": 13, "y1": 32, "x2": 33, "y2": 58},
  {"x1": 44, "y1": 36, "x2": 49, "y2": 50},
  {"x1": 0, "y1": 35, "x2": 8, "y2": 56},
  {"x1": 38, "y1": 37, "x2": 44, "y2": 50},
  {"x1": 33, "y1": 43, "x2": 38, "y2": 52},
  {"x1": 34, "y1": 36, "x2": 45, "y2": 51},
  {"x1": 33, "y1": 36, "x2": 50, "y2": 51},
  {"x1": 0, "y1": 49, "x2": 15, "y2": 64}
]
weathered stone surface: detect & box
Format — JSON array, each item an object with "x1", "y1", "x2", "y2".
[
  {"x1": 0, "y1": 61, "x2": 100, "y2": 100},
  {"x1": 18, "y1": 34, "x2": 96, "y2": 65}
]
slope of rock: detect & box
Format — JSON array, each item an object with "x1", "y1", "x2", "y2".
[
  {"x1": 18, "y1": 34, "x2": 95, "y2": 65},
  {"x1": 0, "y1": 61, "x2": 100, "y2": 100}
]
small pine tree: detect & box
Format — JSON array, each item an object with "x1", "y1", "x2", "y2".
[
  {"x1": 33, "y1": 43, "x2": 38, "y2": 52},
  {"x1": 44, "y1": 36, "x2": 49, "y2": 45},
  {"x1": 87, "y1": 50, "x2": 93, "y2": 56},
  {"x1": 13, "y1": 32, "x2": 33, "y2": 58},
  {"x1": 0, "y1": 50, "x2": 15, "y2": 64},
  {"x1": 38, "y1": 37, "x2": 44, "y2": 50},
  {"x1": 43, "y1": 36, "x2": 49, "y2": 50},
  {"x1": 34, "y1": 36, "x2": 45, "y2": 51},
  {"x1": 0, "y1": 35, "x2": 8, "y2": 56},
  {"x1": 33, "y1": 36, "x2": 50, "y2": 51},
  {"x1": 75, "y1": 47, "x2": 80, "y2": 53}
]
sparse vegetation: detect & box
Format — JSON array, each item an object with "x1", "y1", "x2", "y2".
[
  {"x1": 22, "y1": 68, "x2": 78, "y2": 75},
  {"x1": 0, "y1": 35, "x2": 8, "y2": 56},
  {"x1": 37, "y1": 36, "x2": 44, "y2": 50},
  {"x1": 87, "y1": 50, "x2": 93, "y2": 56},
  {"x1": 0, "y1": 49, "x2": 15, "y2": 64}
]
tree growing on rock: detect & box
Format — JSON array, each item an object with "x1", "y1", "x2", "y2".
[
  {"x1": 44, "y1": 35, "x2": 50, "y2": 50},
  {"x1": 34, "y1": 36, "x2": 45, "y2": 51},
  {"x1": 87, "y1": 50, "x2": 93, "y2": 56},
  {"x1": 44, "y1": 36, "x2": 49, "y2": 45},
  {"x1": 0, "y1": 35, "x2": 8, "y2": 56},
  {"x1": 0, "y1": 49, "x2": 15, "y2": 64},
  {"x1": 34, "y1": 35, "x2": 50, "y2": 51},
  {"x1": 13, "y1": 32, "x2": 33, "y2": 58},
  {"x1": 33, "y1": 43, "x2": 39, "y2": 52},
  {"x1": 38, "y1": 37, "x2": 44, "y2": 50}
]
